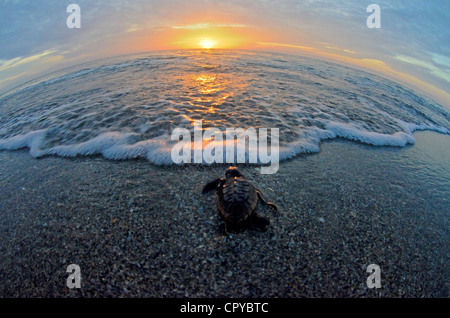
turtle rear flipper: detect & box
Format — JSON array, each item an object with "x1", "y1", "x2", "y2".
[
  {"x1": 248, "y1": 213, "x2": 270, "y2": 232},
  {"x1": 256, "y1": 189, "x2": 279, "y2": 215},
  {"x1": 222, "y1": 221, "x2": 246, "y2": 234}
]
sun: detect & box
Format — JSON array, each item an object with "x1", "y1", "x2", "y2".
[{"x1": 199, "y1": 39, "x2": 216, "y2": 49}]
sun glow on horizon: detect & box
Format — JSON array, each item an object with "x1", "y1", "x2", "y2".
[
  {"x1": 168, "y1": 20, "x2": 261, "y2": 50},
  {"x1": 199, "y1": 38, "x2": 216, "y2": 49}
]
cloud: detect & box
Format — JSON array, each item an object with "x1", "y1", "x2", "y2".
[
  {"x1": 431, "y1": 53, "x2": 450, "y2": 69},
  {"x1": 256, "y1": 42, "x2": 318, "y2": 52},
  {"x1": 395, "y1": 55, "x2": 450, "y2": 83},
  {"x1": 126, "y1": 24, "x2": 142, "y2": 33},
  {"x1": 0, "y1": 71, "x2": 26, "y2": 86},
  {"x1": 172, "y1": 23, "x2": 246, "y2": 30},
  {"x1": 0, "y1": 50, "x2": 59, "y2": 72},
  {"x1": 321, "y1": 43, "x2": 356, "y2": 54}
]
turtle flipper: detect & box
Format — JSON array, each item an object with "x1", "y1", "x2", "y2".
[
  {"x1": 220, "y1": 221, "x2": 243, "y2": 234},
  {"x1": 256, "y1": 189, "x2": 279, "y2": 215},
  {"x1": 202, "y1": 178, "x2": 224, "y2": 194},
  {"x1": 248, "y1": 213, "x2": 270, "y2": 232}
]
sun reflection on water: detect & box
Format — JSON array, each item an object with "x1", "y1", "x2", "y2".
[{"x1": 168, "y1": 51, "x2": 250, "y2": 148}]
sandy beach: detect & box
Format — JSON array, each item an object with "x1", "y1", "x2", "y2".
[{"x1": 0, "y1": 131, "x2": 448, "y2": 297}]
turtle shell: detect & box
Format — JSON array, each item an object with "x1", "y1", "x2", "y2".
[{"x1": 217, "y1": 175, "x2": 258, "y2": 227}]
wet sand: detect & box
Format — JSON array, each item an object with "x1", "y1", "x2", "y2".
[{"x1": 0, "y1": 131, "x2": 448, "y2": 297}]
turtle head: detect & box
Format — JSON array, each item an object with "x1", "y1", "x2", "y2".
[{"x1": 225, "y1": 166, "x2": 243, "y2": 179}]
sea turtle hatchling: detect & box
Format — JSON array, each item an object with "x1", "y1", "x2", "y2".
[{"x1": 202, "y1": 166, "x2": 278, "y2": 232}]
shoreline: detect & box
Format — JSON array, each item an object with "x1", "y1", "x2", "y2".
[{"x1": 0, "y1": 131, "x2": 448, "y2": 297}]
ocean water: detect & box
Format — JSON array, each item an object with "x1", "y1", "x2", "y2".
[{"x1": 0, "y1": 50, "x2": 449, "y2": 164}]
